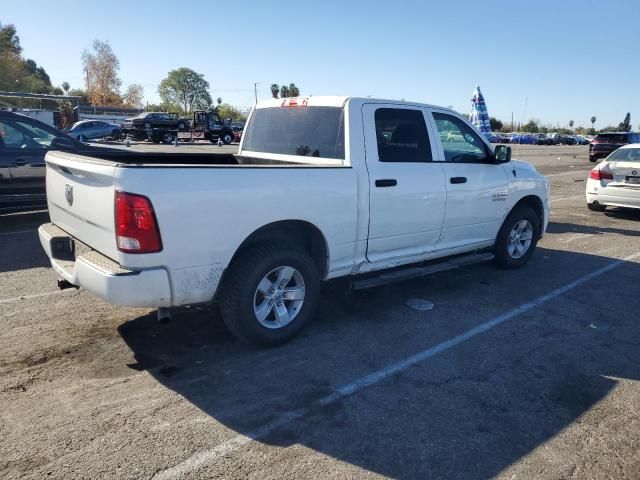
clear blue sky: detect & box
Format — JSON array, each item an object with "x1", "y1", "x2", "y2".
[{"x1": 3, "y1": 0, "x2": 639, "y2": 128}]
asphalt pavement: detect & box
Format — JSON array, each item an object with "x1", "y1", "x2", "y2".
[{"x1": 1, "y1": 145, "x2": 639, "y2": 480}]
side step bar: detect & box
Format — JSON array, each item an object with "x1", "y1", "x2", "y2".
[{"x1": 350, "y1": 252, "x2": 495, "y2": 290}]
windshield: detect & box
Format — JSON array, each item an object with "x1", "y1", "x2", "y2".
[
  {"x1": 608, "y1": 147, "x2": 640, "y2": 162},
  {"x1": 243, "y1": 106, "x2": 345, "y2": 159}
]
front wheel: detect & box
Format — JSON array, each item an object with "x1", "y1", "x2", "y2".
[
  {"x1": 494, "y1": 205, "x2": 540, "y2": 269},
  {"x1": 220, "y1": 244, "x2": 320, "y2": 347}
]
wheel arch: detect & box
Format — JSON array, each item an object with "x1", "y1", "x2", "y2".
[
  {"x1": 510, "y1": 194, "x2": 545, "y2": 233},
  {"x1": 217, "y1": 220, "x2": 330, "y2": 298}
]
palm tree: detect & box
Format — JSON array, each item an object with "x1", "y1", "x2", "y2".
[
  {"x1": 569, "y1": 120, "x2": 574, "y2": 130},
  {"x1": 61, "y1": 81, "x2": 70, "y2": 95},
  {"x1": 270, "y1": 84, "x2": 280, "y2": 99},
  {"x1": 590, "y1": 116, "x2": 596, "y2": 129}
]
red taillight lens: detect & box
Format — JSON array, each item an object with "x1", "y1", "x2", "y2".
[
  {"x1": 589, "y1": 169, "x2": 613, "y2": 181},
  {"x1": 115, "y1": 191, "x2": 162, "y2": 253}
]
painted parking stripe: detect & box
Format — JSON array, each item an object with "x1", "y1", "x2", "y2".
[
  {"x1": 550, "y1": 194, "x2": 585, "y2": 203},
  {"x1": 546, "y1": 170, "x2": 591, "y2": 177},
  {"x1": 0, "y1": 229, "x2": 36, "y2": 237},
  {"x1": 152, "y1": 252, "x2": 640, "y2": 480},
  {"x1": 0, "y1": 290, "x2": 69, "y2": 305}
]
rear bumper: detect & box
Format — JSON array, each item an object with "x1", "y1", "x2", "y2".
[
  {"x1": 586, "y1": 181, "x2": 640, "y2": 209},
  {"x1": 38, "y1": 223, "x2": 172, "y2": 307}
]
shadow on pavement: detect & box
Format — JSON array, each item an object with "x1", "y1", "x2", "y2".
[
  {"x1": 118, "y1": 248, "x2": 640, "y2": 478},
  {"x1": 0, "y1": 211, "x2": 50, "y2": 273}
]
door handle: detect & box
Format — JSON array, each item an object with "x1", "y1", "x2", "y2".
[
  {"x1": 375, "y1": 179, "x2": 397, "y2": 187},
  {"x1": 12, "y1": 159, "x2": 28, "y2": 166},
  {"x1": 450, "y1": 177, "x2": 467, "y2": 184}
]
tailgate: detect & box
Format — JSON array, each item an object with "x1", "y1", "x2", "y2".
[{"x1": 45, "y1": 150, "x2": 119, "y2": 260}]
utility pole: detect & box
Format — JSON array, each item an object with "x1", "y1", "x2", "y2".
[{"x1": 254, "y1": 83, "x2": 258, "y2": 105}]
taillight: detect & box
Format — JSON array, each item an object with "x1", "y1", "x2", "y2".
[
  {"x1": 115, "y1": 191, "x2": 162, "y2": 253},
  {"x1": 589, "y1": 168, "x2": 613, "y2": 181}
]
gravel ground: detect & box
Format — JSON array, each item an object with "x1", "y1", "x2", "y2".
[{"x1": 1, "y1": 145, "x2": 639, "y2": 480}]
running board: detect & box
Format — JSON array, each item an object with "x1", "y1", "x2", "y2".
[{"x1": 350, "y1": 252, "x2": 495, "y2": 290}]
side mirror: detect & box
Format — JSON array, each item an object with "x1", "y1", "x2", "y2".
[
  {"x1": 50, "y1": 136, "x2": 78, "y2": 151},
  {"x1": 494, "y1": 145, "x2": 511, "y2": 163}
]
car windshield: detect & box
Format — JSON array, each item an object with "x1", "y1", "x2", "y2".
[
  {"x1": 607, "y1": 147, "x2": 640, "y2": 162},
  {"x1": 242, "y1": 106, "x2": 345, "y2": 159}
]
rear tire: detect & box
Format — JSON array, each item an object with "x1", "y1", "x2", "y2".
[
  {"x1": 161, "y1": 132, "x2": 175, "y2": 144},
  {"x1": 588, "y1": 202, "x2": 606, "y2": 212},
  {"x1": 219, "y1": 243, "x2": 320, "y2": 347},
  {"x1": 111, "y1": 129, "x2": 122, "y2": 140},
  {"x1": 494, "y1": 205, "x2": 540, "y2": 269},
  {"x1": 589, "y1": 156, "x2": 597, "y2": 162},
  {"x1": 221, "y1": 132, "x2": 234, "y2": 144}
]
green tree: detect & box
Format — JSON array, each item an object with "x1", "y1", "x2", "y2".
[
  {"x1": 619, "y1": 112, "x2": 631, "y2": 132},
  {"x1": 590, "y1": 116, "x2": 597, "y2": 130},
  {"x1": 217, "y1": 103, "x2": 247, "y2": 122},
  {"x1": 521, "y1": 120, "x2": 540, "y2": 133},
  {"x1": 0, "y1": 23, "x2": 53, "y2": 94},
  {"x1": 158, "y1": 67, "x2": 211, "y2": 114},
  {"x1": 288, "y1": 83, "x2": 300, "y2": 97},
  {"x1": 569, "y1": 120, "x2": 574, "y2": 130},
  {"x1": 280, "y1": 85, "x2": 290, "y2": 98},
  {"x1": 489, "y1": 117, "x2": 503, "y2": 131},
  {"x1": 270, "y1": 84, "x2": 280, "y2": 98},
  {"x1": 61, "y1": 81, "x2": 70, "y2": 95},
  {"x1": 68, "y1": 88, "x2": 89, "y2": 105},
  {"x1": 216, "y1": 96, "x2": 222, "y2": 106},
  {"x1": 82, "y1": 40, "x2": 122, "y2": 105}
]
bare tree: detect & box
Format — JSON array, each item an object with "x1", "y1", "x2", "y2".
[
  {"x1": 82, "y1": 40, "x2": 122, "y2": 106},
  {"x1": 122, "y1": 83, "x2": 144, "y2": 109}
]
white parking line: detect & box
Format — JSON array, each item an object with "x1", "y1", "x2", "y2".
[
  {"x1": 0, "y1": 229, "x2": 36, "y2": 238},
  {"x1": 152, "y1": 252, "x2": 640, "y2": 480},
  {"x1": 546, "y1": 170, "x2": 591, "y2": 177},
  {"x1": 0, "y1": 290, "x2": 68, "y2": 305},
  {"x1": 550, "y1": 195, "x2": 584, "y2": 203}
]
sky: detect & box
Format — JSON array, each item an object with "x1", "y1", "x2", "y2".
[{"x1": 2, "y1": 0, "x2": 639, "y2": 128}]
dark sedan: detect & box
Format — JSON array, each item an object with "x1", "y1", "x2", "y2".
[
  {"x1": 0, "y1": 111, "x2": 87, "y2": 213},
  {"x1": 589, "y1": 132, "x2": 640, "y2": 162}
]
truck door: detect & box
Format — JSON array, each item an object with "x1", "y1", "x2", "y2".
[
  {"x1": 427, "y1": 108, "x2": 509, "y2": 249},
  {"x1": 362, "y1": 103, "x2": 446, "y2": 262}
]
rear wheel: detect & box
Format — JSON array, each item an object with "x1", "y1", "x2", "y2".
[
  {"x1": 589, "y1": 156, "x2": 597, "y2": 163},
  {"x1": 220, "y1": 243, "x2": 320, "y2": 347},
  {"x1": 111, "y1": 129, "x2": 122, "y2": 140},
  {"x1": 161, "y1": 132, "x2": 175, "y2": 144},
  {"x1": 494, "y1": 205, "x2": 540, "y2": 269},
  {"x1": 221, "y1": 131, "x2": 234, "y2": 144},
  {"x1": 588, "y1": 202, "x2": 607, "y2": 212}
]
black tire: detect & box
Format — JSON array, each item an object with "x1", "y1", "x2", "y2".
[
  {"x1": 219, "y1": 243, "x2": 320, "y2": 347},
  {"x1": 221, "y1": 131, "x2": 234, "y2": 144},
  {"x1": 588, "y1": 202, "x2": 606, "y2": 212},
  {"x1": 494, "y1": 205, "x2": 541, "y2": 269},
  {"x1": 589, "y1": 156, "x2": 597, "y2": 163},
  {"x1": 111, "y1": 129, "x2": 122, "y2": 140},
  {"x1": 161, "y1": 132, "x2": 174, "y2": 144}
]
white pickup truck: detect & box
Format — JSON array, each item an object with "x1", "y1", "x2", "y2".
[{"x1": 39, "y1": 96, "x2": 549, "y2": 346}]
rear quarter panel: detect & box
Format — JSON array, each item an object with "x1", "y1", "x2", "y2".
[{"x1": 115, "y1": 165, "x2": 359, "y2": 305}]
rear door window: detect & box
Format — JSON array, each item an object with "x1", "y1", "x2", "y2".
[
  {"x1": 243, "y1": 106, "x2": 345, "y2": 159},
  {"x1": 374, "y1": 108, "x2": 432, "y2": 163}
]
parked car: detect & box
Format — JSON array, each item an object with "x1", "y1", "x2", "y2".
[
  {"x1": 38, "y1": 96, "x2": 549, "y2": 346},
  {"x1": 575, "y1": 135, "x2": 590, "y2": 145},
  {"x1": 0, "y1": 111, "x2": 89, "y2": 213},
  {"x1": 586, "y1": 144, "x2": 640, "y2": 211},
  {"x1": 66, "y1": 120, "x2": 122, "y2": 142},
  {"x1": 510, "y1": 133, "x2": 537, "y2": 144},
  {"x1": 589, "y1": 132, "x2": 640, "y2": 162},
  {"x1": 123, "y1": 112, "x2": 189, "y2": 144},
  {"x1": 534, "y1": 134, "x2": 553, "y2": 145}
]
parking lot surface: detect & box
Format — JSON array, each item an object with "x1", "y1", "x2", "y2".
[{"x1": 1, "y1": 145, "x2": 639, "y2": 479}]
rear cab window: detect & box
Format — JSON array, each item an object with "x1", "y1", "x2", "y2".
[{"x1": 242, "y1": 105, "x2": 345, "y2": 160}]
